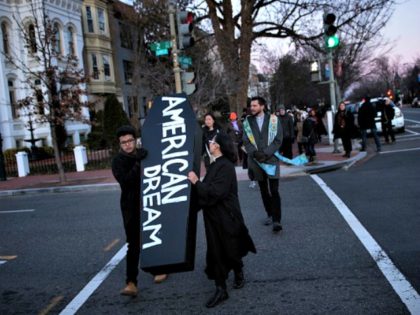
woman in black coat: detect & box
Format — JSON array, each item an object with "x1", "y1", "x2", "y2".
[
  {"x1": 333, "y1": 102, "x2": 356, "y2": 158},
  {"x1": 188, "y1": 132, "x2": 256, "y2": 308},
  {"x1": 202, "y1": 113, "x2": 221, "y2": 169}
]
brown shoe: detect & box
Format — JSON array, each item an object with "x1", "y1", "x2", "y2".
[
  {"x1": 154, "y1": 274, "x2": 168, "y2": 283},
  {"x1": 120, "y1": 282, "x2": 138, "y2": 296}
]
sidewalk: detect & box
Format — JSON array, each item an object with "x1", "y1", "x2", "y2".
[{"x1": 0, "y1": 143, "x2": 367, "y2": 196}]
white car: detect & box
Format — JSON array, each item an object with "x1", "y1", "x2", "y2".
[{"x1": 354, "y1": 98, "x2": 405, "y2": 133}]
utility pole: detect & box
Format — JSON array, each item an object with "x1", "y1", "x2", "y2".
[{"x1": 168, "y1": 1, "x2": 182, "y2": 93}]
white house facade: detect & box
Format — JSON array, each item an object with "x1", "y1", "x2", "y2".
[{"x1": 0, "y1": 0, "x2": 90, "y2": 151}]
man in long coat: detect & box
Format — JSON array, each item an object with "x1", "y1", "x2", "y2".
[{"x1": 243, "y1": 96, "x2": 283, "y2": 232}]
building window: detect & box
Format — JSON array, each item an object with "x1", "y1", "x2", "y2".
[
  {"x1": 102, "y1": 55, "x2": 110, "y2": 80},
  {"x1": 8, "y1": 79, "x2": 18, "y2": 119},
  {"x1": 65, "y1": 26, "x2": 75, "y2": 56},
  {"x1": 1, "y1": 21, "x2": 10, "y2": 55},
  {"x1": 123, "y1": 60, "x2": 133, "y2": 84},
  {"x1": 86, "y1": 6, "x2": 94, "y2": 33},
  {"x1": 97, "y1": 8, "x2": 105, "y2": 33},
  {"x1": 91, "y1": 54, "x2": 99, "y2": 79},
  {"x1": 28, "y1": 23, "x2": 37, "y2": 53},
  {"x1": 127, "y1": 96, "x2": 138, "y2": 119},
  {"x1": 119, "y1": 23, "x2": 133, "y2": 49},
  {"x1": 52, "y1": 22, "x2": 61, "y2": 55}
]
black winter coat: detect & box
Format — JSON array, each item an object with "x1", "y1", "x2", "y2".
[
  {"x1": 195, "y1": 156, "x2": 256, "y2": 282},
  {"x1": 333, "y1": 110, "x2": 356, "y2": 139},
  {"x1": 358, "y1": 102, "x2": 377, "y2": 129},
  {"x1": 112, "y1": 150, "x2": 141, "y2": 229}
]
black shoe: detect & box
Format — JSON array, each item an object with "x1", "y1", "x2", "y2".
[
  {"x1": 205, "y1": 287, "x2": 228, "y2": 308},
  {"x1": 263, "y1": 216, "x2": 272, "y2": 226},
  {"x1": 233, "y1": 270, "x2": 245, "y2": 289},
  {"x1": 272, "y1": 222, "x2": 283, "y2": 232}
]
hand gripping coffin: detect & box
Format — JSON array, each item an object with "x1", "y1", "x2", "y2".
[{"x1": 140, "y1": 94, "x2": 202, "y2": 274}]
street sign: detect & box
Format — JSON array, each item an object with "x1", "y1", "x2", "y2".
[
  {"x1": 179, "y1": 56, "x2": 192, "y2": 69},
  {"x1": 149, "y1": 41, "x2": 172, "y2": 56}
]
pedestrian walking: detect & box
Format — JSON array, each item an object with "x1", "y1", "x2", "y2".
[
  {"x1": 226, "y1": 112, "x2": 243, "y2": 164},
  {"x1": 333, "y1": 102, "x2": 356, "y2": 158},
  {"x1": 358, "y1": 96, "x2": 381, "y2": 152},
  {"x1": 202, "y1": 113, "x2": 221, "y2": 169},
  {"x1": 242, "y1": 96, "x2": 283, "y2": 232},
  {"x1": 111, "y1": 125, "x2": 167, "y2": 297},
  {"x1": 295, "y1": 110, "x2": 307, "y2": 155},
  {"x1": 277, "y1": 105, "x2": 294, "y2": 159},
  {"x1": 381, "y1": 98, "x2": 396, "y2": 144},
  {"x1": 302, "y1": 109, "x2": 318, "y2": 163},
  {"x1": 187, "y1": 132, "x2": 256, "y2": 308}
]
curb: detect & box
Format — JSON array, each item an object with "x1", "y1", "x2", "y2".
[
  {"x1": 0, "y1": 152, "x2": 367, "y2": 197},
  {"x1": 0, "y1": 183, "x2": 119, "y2": 197}
]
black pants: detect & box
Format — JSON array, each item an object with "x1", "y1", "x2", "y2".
[
  {"x1": 279, "y1": 138, "x2": 293, "y2": 159},
  {"x1": 382, "y1": 122, "x2": 395, "y2": 142},
  {"x1": 258, "y1": 178, "x2": 281, "y2": 223},
  {"x1": 341, "y1": 135, "x2": 352, "y2": 154},
  {"x1": 124, "y1": 214, "x2": 140, "y2": 285}
]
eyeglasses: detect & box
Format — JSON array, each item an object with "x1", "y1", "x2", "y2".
[{"x1": 120, "y1": 138, "x2": 135, "y2": 146}]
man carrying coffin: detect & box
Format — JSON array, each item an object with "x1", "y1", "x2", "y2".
[{"x1": 112, "y1": 125, "x2": 167, "y2": 297}]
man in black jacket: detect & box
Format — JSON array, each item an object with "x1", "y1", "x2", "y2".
[
  {"x1": 357, "y1": 97, "x2": 381, "y2": 152},
  {"x1": 112, "y1": 125, "x2": 166, "y2": 296},
  {"x1": 243, "y1": 97, "x2": 283, "y2": 232},
  {"x1": 381, "y1": 98, "x2": 396, "y2": 144}
]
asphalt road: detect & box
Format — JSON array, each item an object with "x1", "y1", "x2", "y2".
[{"x1": 0, "y1": 107, "x2": 419, "y2": 314}]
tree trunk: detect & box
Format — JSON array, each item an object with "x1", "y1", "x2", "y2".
[{"x1": 50, "y1": 121, "x2": 66, "y2": 183}]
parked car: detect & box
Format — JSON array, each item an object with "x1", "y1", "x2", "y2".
[{"x1": 345, "y1": 97, "x2": 405, "y2": 133}]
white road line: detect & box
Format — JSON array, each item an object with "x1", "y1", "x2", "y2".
[
  {"x1": 311, "y1": 175, "x2": 420, "y2": 314},
  {"x1": 59, "y1": 244, "x2": 127, "y2": 315},
  {"x1": 380, "y1": 147, "x2": 420, "y2": 154},
  {"x1": 0, "y1": 209, "x2": 35, "y2": 214},
  {"x1": 405, "y1": 119, "x2": 420, "y2": 124}
]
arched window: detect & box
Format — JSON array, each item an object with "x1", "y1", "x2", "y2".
[
  {"x1": 8, "y1": 79, "x2": 18, "y2": 119},
  {"x1": 65, "y1": 26, "x2": 75, "y2": 56},
  {"x1": 52, "y1": 22, "x2": 61, "y2": 54},
  {"x1": 28, "y1": 23, "x2": 37, "y2": 53},
  {"x1": 1, "y1": 21, "x2": 10, "y2": 55}
]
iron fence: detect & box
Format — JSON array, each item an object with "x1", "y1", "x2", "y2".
[{"x1": 3, "y1": 148, "x2": 113, "y2": 177}]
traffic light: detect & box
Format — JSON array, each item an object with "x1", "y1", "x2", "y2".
[
  {"x1": 176, "y1": 11, "x2": 195, "y2": 50},
  {"x1": 181, "y1": 71, "x2": 196, "y2": 95},
  {"x1": 324, "y1": 13, "x2": 339, "y2": 49}
]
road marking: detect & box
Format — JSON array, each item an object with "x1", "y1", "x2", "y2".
[
  {"x1": 311, "y1": 175, "x2": 420, "y2": 314},
  {"x1": 38, "y1": 296, "x2": 64, "y2": 315},
  {"x1": 0, "y1": 255, "x2": 17, "y2": 260},
  {"x1": 0, "y1": 209, "x2": 35, "y2": 214},
  {"x1": 380, "y1": 147, "x2": 420, "y2": 154},
  {"x1": 0, "y1": 256, "x2": 17, "y2": 266},
  {"x1": 59, "y1": 244, "x2": 127, "y2": 315},
  {"x1": 104, "y1": 238, "x2": 120, "y2": 252},
  {"x1": 405, "y1": 119, "x2": 420, "y2": 124}
]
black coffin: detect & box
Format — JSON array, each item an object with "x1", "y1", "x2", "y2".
[{"x1": 140, "y1": 94, "x2": 202, "y2": 275}]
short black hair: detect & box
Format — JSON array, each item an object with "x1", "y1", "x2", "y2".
[
  {"x1": 250, "y1": 96, "x2": 266, "y2": 107},
  {"x1": 116, "y1": 125, "x2": 136, "y2": 139}
]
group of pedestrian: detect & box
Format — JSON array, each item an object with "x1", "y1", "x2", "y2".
[{"x1": 110, "y1": 93, "x2": 397, "y2": 309}]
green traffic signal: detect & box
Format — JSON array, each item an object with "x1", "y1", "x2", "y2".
[{"x1": 326, "y1": 34, "x2": 340, "y2": 49}]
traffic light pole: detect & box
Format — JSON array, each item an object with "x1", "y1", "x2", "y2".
[
  {"x1": 327, "y1": 50, "x2": 340, "y2": 152},
  {"x1": 168, "y1": 2, "x2": 182, "y2": 93}
]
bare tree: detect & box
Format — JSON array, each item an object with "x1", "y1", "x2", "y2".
[
  {"x1": 2, "y1": 1, "x2": 91, "y2": 183},
  {"x1": 194, "y1": 0, "x2": 396, "y2": 114}
]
